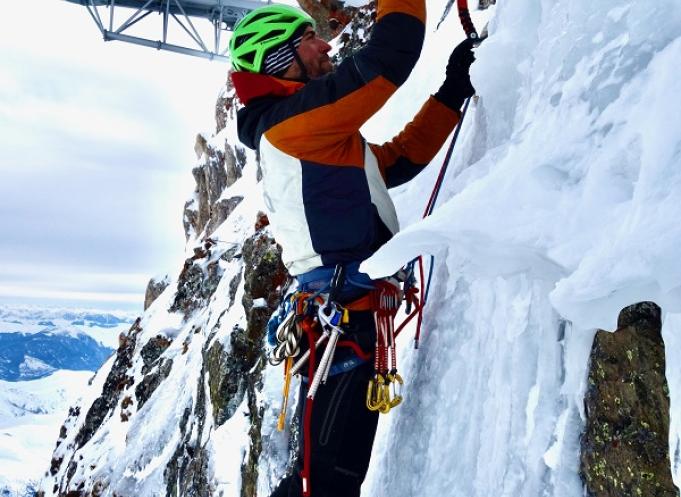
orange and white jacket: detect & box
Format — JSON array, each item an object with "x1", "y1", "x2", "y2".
[{"x1": 232, "y1": 0, "x2": 460, "y2": 276}]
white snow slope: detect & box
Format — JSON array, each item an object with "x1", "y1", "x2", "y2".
[
  {"x1": 356, "y1": 0, "x2": 681, "y2": 495},
  {"x1": 0, "y1": 370, "x2": 94, "y2": 495}
]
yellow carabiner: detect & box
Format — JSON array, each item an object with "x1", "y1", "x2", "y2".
[
  {"x1": 366, "y1": 377, "x2": 381, "y2": 411},
  {"x1": 366, "y1": 375, "x2": 388, "y2": 411},
  {"x1": 379, "y1": 381, "x2": 392, "y2": 414}
]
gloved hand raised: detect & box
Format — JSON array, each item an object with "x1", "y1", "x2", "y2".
[{"x1": 434, "y1": 38, "x2": 476, "y2": 110}]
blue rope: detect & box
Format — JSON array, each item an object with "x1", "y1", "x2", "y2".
[{"x1": 424, "y1": 255, "x2": 436, "y2": 303}]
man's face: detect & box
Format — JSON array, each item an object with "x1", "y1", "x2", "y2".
[{"x1": 292, "y1": 26, "x2": 334, "y2": 79}]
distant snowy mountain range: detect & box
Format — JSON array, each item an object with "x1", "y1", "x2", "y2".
[
  {"x1": 0, "y1": 306, "x2": 135, "y2": 381},
  {"x1": 0, "y1": 305, "x2": 136, "y2": 496},
  {"x1": 0, "y1": 332, "x2": 112, "y2": 381}
]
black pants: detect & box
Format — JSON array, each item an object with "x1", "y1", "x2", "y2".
[{"x1": 271, "y1": 313, "x2": 379, "y2": 497}]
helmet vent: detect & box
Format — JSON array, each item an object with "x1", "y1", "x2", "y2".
[
  {"x1": 265, "y1": 29, "x2": 286, "y2": 40},
  {"x1": 247, "y1": 12, "x2": 270, "y2": 23}
]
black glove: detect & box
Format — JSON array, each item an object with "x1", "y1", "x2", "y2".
[{"x1": 434, "y1": 38, "x2": 476, "y2": 110}]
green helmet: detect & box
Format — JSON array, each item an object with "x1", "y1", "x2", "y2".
[{"x1": 229, "y1": 4, "x2": 315, "y2": 73}]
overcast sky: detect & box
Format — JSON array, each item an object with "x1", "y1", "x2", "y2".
[{"x1": 0, "y1": 0, "x2": 230, "y2": 311}]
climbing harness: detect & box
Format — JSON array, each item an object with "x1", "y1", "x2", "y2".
[
  {"x1": 267, "y1": 263, "x2": 414, "y2": 496},
  {"x1": 269, "y1": 266, "x2": 423, "y2": 426}
]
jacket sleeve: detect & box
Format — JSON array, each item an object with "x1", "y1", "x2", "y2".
[
  {"x1": 369, "y1": 96, "x2": 460, "y2": 187},
  {"x1": 264, "y1": 0, "x2": 427, "y2": 166}
]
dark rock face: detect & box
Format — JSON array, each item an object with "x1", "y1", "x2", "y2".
[
  {"x1": 158, "y1": 223, "x2": 286, "y2": 497},
  {"x1": 581, "y1": 302, "x2": 679, "y2": 497},
  {"x1": 240, "y1": 228, "x2": 287, "y2": 497},
  {"x1": 207, "y1": 195, "x2": 244, "y2": 238},
  {"x1": 183, "y1": 132, "x2": 245, "y2": 241},
  {"x1": 144, "y1": 275, "x2": 170, "y2": 310},
  {"x1": 72, "y1": 319, "x2": 141, "y2": 450},
  {"x1": 185, "y1": 83, "x2": 251, "y2": 242},
  {"x1": 163, "y1": 401, "x2": 211, "y2": 497},
  {"x1": 205, "y1": 229, "x2": 287, "y2": 426},
  {"x1": 139, "y1": 335, "x2": 172, "y2": 373},
  {"x1": 46, "y1": 217, "x2": 288, "y2": 496},
  {"x1": 47, "y1": 319, "x2": 141, "y2": 480},
  {"x1": 332, "y1": 2, "x2": 375, "y2": 63},
  {"x1": 135, "y1": 358, "x2": 173, "y2": 410},
  {"x1": 170, "y1": 244, "x2": 226, "y2": 317}
]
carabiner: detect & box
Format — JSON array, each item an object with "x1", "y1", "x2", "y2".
[
  {"x1": 386, "y1": 372, "x2": 404, "y2": 409},
  {"x1": 366, "y1": 375, "x2": 387, "y2": 411}
]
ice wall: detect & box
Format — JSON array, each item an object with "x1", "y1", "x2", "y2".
[{"x1": 360, "y1": 0, "x2": 681, "y2": 494}]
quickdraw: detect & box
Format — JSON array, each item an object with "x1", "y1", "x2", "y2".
[{"x1": 366, "y1": 280, "x2": 403, "y2": 414}]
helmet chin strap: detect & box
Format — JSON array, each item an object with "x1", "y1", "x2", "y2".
[{"x1": 289, "y1": 41, "x2": 310, "y2": 82}]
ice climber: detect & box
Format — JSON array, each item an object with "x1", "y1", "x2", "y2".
[{"x1": 229, "y1": 1, "x2": 476, "y2": 495}]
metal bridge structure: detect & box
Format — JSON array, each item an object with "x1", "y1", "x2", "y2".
[{"x1": 64, "y1": 0, "x2": 272, "y2": 62}]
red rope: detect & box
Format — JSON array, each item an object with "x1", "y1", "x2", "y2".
[
  {"x1": 413, "y1": 0, "x2": 478, "y2": 343},
  {"x1": 394, "y1": 291, "x2": 421, "y2": 338},
  {"x1": 337, "y1": 340, "x2": 372, "y2": 361},
  {"x1": 414, "y1": 256, "x2": 426, "y2": 347},
  {"x1": 301, "y1": 317, "x2": 317, "y2": 497}
]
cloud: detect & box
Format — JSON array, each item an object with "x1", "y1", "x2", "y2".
[
  {"x1": 0, "y1": 0, "x2": 229, "y2": 309},
  {"x1": 0, "y1": 54, "x2": 186, "y2": 174},
  {"x1": 0, "y1": 264, "x2": 148, "y2": 310},
  {"x1": 0, "y1": 284, "x2": 144, "y2": 305}
]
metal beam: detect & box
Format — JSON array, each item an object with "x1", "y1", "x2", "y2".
[
  {"x1": 172, "y1": 0, "x2": 208, "y2": 52},
  {"x1": 85, "y1": 2, "x2": 105, "y2": 32},
  {"x1": 109, "y1": 0, "x2": 115, "y2": 32},
  {"x1": 171, "y1": 12, "x2": 204, "y2": 49},
  {"x1": 103, "y1": 31, "x2": 229, "y2": 61},
  {"x1": 64, "y1": 0, "x2": 267, "y2": 23},
  {"x1": 115, "y1": 0, "x2": 155, "y2": 33},
  {"x1": 63, "y1": 0, "x2": 274, "y2": 62}
]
